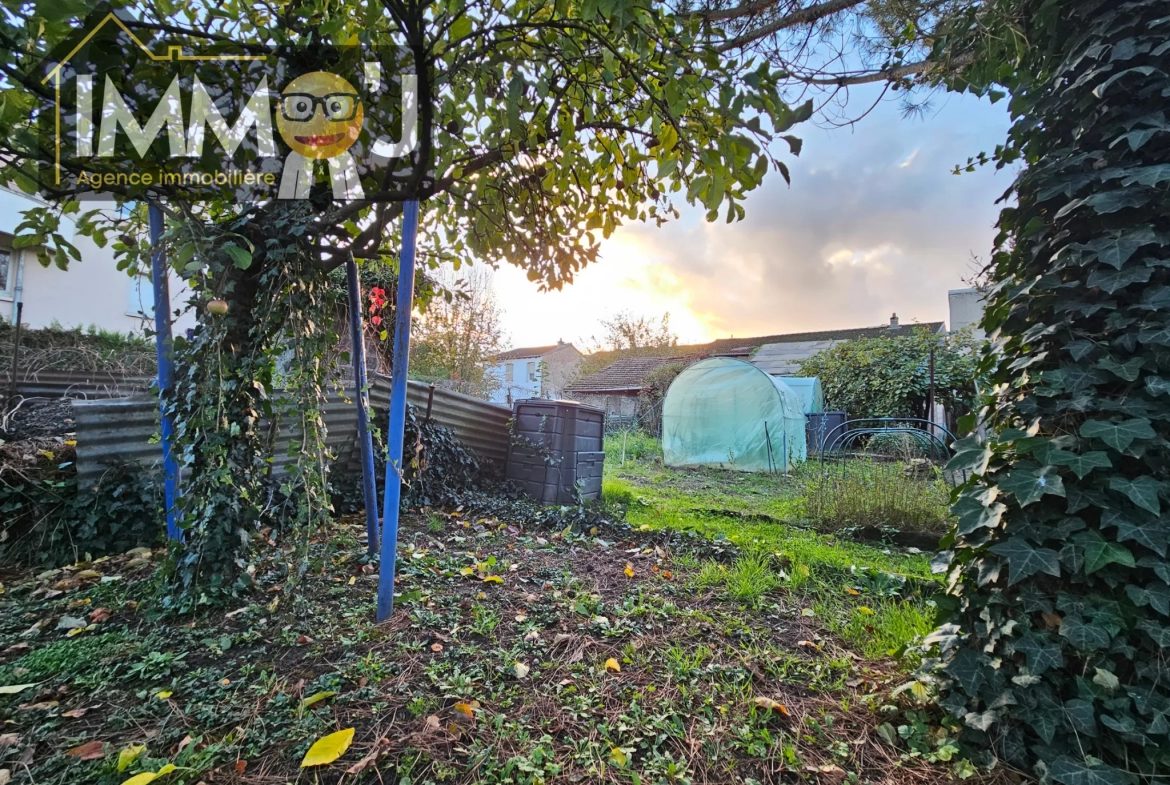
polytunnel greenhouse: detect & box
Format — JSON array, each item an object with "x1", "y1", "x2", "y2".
[{"x1": 662, "y1": 357, "x2": 807, "y2": 471}]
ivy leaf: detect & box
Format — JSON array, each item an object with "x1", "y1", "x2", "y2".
[
  {"x1": 944, "y1": 647, "x2": 986, "y2": 696},
  {"x1": 1097, "y1": 355, "x2": 1144, "y2": 381},
  {"x1": 1015, "y1": 634, "x2": 1063, "y2": 676},
  {"x1": 946, "y1": 436, "x2": 991, "y2": 475},
  {"x1": 1138, "y1": 620, "x2": 1170, "y2": 648},
  {"x1": 1079, "y1": 228, "x2": 1158, "y2": 268},
  {"x1": 988, "y1": 538, "x2": 1061, "y2": 585},
  {"x1": 1048, "y1": 757, "x2": 1130, "y2": 785},
  {"x1": 1124, "y1": 582, "x2": 1170, "y2": 616},
  {"x1": 1048, "y1": 450, "x2": 1112, "y2": 479},
  {"x1": 952, "y1": 487, "x2": 1006, "y2": 536},
  {"x1": 1101, "y1": 510, "x2": 1169, "y2": 557},
  {"x1": 1086, "y1": 264, "x2": 1152, "y2": 293},
  {"x1": 1059, "y1": 617, "x2": 1112, "y2": 651},
  {"x1": 1108, "y1": 476, "x2": 1165, "y2": 514},
  {"x1": 1062, "y1": 700, "x2": 1099, "y2": 738},
  {"x1": 1075, "y1": 530, "x2": 1136, "y2": 573},
  {"x1": 998, "y1": 466, "x2": 1065, "y2": 506},
  {"x1": 1079, "y1": 418, "x2": 1155, "y2": 451}
]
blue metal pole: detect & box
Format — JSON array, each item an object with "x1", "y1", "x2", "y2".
[
  {"x1": 148, "y1": 204, "x2": 181, "y2": 541},
  {"x1": 345, "y1": 253, "x2": 380, "y2": 554},
  {"x1": 377, "y1": 199, "x2": 420, "y2": 621}
]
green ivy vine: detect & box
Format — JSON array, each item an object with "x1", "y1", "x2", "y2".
[{"x1": 926, "y1": 1, "x2": 1170, "y2": 782}]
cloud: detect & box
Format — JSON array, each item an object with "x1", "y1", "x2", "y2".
[{"x1": 494, "y1": 90, "x2": 1012, "y2": 347}]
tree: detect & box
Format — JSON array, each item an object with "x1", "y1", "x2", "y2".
[
  {"x1": 595, "y1": 310, "x2": 679, "y2": 351},
  {"x1": 0, "y1": 0, "x2": 804, "y2": 597},
  {"x1": 408, "y1": 266, "x2": 506, "y2": 398},
  {"x1": 925, "y1": 0, "x2": 1170, "y2": 779},
  {"x1": 797, "y1": 327, "x2": 978, "y2": 421}
]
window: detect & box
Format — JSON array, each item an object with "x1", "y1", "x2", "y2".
[
  {"x1": 0, "y1": 248, "x2": 10, "y2": 294},
  {"x1": 505, "y1": 363, "x2": 514, "y2": 384},
  {"x1": 127, "y1": 273, "x2": 155, "y2": 319},
  {"x1": 527, "y1": 361, "x2": 537, "y2": 382}
]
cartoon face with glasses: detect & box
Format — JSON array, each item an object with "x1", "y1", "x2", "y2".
[{"x1": 275, "y1": 72, "x2": 364, "y2": 160}]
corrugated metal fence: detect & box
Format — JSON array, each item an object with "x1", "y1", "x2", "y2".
[
  {"x1": 2, "y1": 369, "x2": 152, "y2": 400},
  {"x1": 72, "y1": 376, "x2": 512, "y2": 488}
]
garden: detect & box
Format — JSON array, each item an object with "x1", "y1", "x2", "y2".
[{"x1": 0, "y1": 420, "x2": 976, "y2": 785}]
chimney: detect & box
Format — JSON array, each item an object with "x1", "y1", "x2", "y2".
[
  {"x1": 557, "y1": 338, "x2": 564, "y2": 345},
  {"x1": 889, "y1": 313, "x2": 899, "y2": 328}
]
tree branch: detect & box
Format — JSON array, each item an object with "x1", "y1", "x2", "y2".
[
  {"x1": 691, "y1": 0, "x2": 779, "y2": 22},
  {"x1": 716, "y1": 0, "x2": 868, "y2": 52}
]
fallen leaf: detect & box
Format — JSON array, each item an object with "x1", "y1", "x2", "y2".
[
  {"x1": 62, "y1": 707, "x2": 92, "y2": 718},
  {"x1": 89, "y1": 608, "x2": 111, "y2": 623},
  {"x1": 662, "y1": 570, "x2": 673, "y2": 579},
  {"x1": 844, "y1": 587, "x2": 861, "y2": 596},
  {"x1": 623, "y1": 563, "x2": 635, "y2": 578},
  {"x1": 800, "y1": 608, "x2": 816, "y2": 617},
  {"x1": 0, "y1": 769, "x2": 9, "y2": 785},
  {"x1": 75, "y1": 570, "x2": 102, "y2": 580},
  {"x1": 0, "y1": 734, "x2": 20, "y2": 748},
  {"x1": 300, "y1": 691, "x2": 337, "y2": 709},
  {"x1": 604, "y1": 658, "x2": 621, "y2": 673},
  {"x1": 857, "y1": 606, "x2": 874, "y2": 616},
  {"x1": 797, "y1": 640, "x2": 822, "y2": 652},
  {"x1": 609, "y1": 747, "x2": 628, "y2": 767},
  {"x1": 345, "y1": 743, "x2": 385, "y2": 776},
  {"x1": 177, "y1": 735, "x2": 194, "y2": 752},
  {"x1": 0, "y1": 683, "x2": 37, "y2": 695},
  {"x1": 751, "y1": 696, "x2": 790, "y2": 716},
  {"x1": 453, "y1": 701, "x2": 479, "y2": 718},
  {"x1": 235, "y1": 760, "x2": 247, "y2": 774},
  {"x1": 348, "y1": 576, "x2": 356, "y2": 585},
  {"x1": 220, "y1": 678, "x2": 230, "y2": 686},
  {"x1": 66, "y1": 627, "x2": 87, "y2": 638},
  {"x1": 430, "y1": 643, "x2": 444, "y2": 652},
  {"x1": 18, "y1": 701, "x2": 58, "y2": 711},
  {"x1": 118, "y1": 744, "x2": 146, "y2": 772},
  {"x1": 120, "y1": 764, "x2": 176, "y2": 785},
  {"x1": 513, "y1": 661, "x2": 530, "y2": 679},
  {"x1": 300, "y1": 728, "x2": 354, "y2": 767},
  {"x1": 155, "y1": 691, "x2": 173, "y2": 700},
  {"x1": 424, "y1": 715, "x2": 441, "y2": 731},
  {"x1": 482, "y1": 575, "x2": 503, "y2": 584},
  {"x1": 67, "y1": 740, "x2": 105, "y2": 760},
  {"x1": 514, "y1": 614, "x2": 528, "y2": 623}
]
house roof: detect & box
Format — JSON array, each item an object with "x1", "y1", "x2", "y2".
[
  {"x1": 565, "y1": 355, "x2": 698, "y2": 393},
  {"x1": 494, "y1": 344, "x2": 562, "y2": 361},
  {"x1": 702, "y1": 322, "x2": 945, "y2": 353}
]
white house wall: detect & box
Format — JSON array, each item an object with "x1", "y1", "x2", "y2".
[{"x1": 0, "y1": 188, "x2": 195, "y2": 335}]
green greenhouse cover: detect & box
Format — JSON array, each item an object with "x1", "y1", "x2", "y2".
[
  {"x1": 662, "y1": 357, "x2": 807, "y2": 472},
  {"x1": 776, "y1": 377, "x2": 824, "y2": 413}
]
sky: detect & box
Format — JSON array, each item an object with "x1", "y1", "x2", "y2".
[{"x1": 489, "y1": 84, "x2": 1013, "y2": 350}]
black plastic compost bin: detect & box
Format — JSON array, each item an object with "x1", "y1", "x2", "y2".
[{"x1": 506, "y1": 399, "x2": 605, "y2": 504}]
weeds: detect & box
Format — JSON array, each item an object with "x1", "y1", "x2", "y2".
[{"x1": 803, "y1": 458, "x2": 953, "y2": 534}]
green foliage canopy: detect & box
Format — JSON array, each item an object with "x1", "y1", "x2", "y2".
[{"x1": 797, "y1": 327, "x2": 979, "y2": 420}]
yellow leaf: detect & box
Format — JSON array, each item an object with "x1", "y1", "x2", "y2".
[
  {"x1": 117, "y1": 745, "x2": 146, "y2": 772},
  {"x1": 0, "y1": 683, "x2": 38, "y2": 695},
  {"x1": 155, "y1": 691, "x2": 172, "y2": 700},
  {"x1": 453, "y1": 701, "x2": 478, "y2": 718},
  {"x1": 65, "y1": 440, "x2": 77, "y2": 446},
  {"x1": 66, "y1": 628, "x2": 85, "y2": 637},
  {"x1": 76, "y1": 570, "x2": 102, "y2": 580},
  {"x1": 845, "y1": 587, "x2": 860, "y2": 596},
  {"x1": 155, "y1": 765, "x2": 176, "y2": 777},
  {"x1": 857, "y1": 606, "x2": 875, "y2": 616},
  {"x1": 482, "y1": 575, "x2": 503, "y2": 584},
  {"x1": 300, "y1": 728, "x2": 355, "y2": 767},
  {"x1": 604, "y1": 658, "x2": 621, "y2": 673},
  {"x1": 347, "y1": 576, "x2": 355, "y2": 585},
  {"x1": 623, "y1": 563, "x2": 635, "y2": 578},
  {"x1": 609, "y1": 747, "x2": 628, "y2": 767},
  {"x1": 459, "y1": 566, "x2": 475, "y2": 576},
  {"x1": 39, "y1": 450, "x2": 54, "y2": 460},
  {"x1": 120, "y1": 773, "x2": 159, "y2": 785},
  {"x1": 300, "y1": 691, "x2": 337, "y2": 709},
  {"x1": 513, "y1": 662, "x2": 530, "y2": 679}
]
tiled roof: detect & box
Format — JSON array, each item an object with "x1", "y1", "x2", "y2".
[
  {"x1": 493, "y1": 345, "x2": 560, "y2": 361},
  {"x1": 565, "y1": 355, "x2": 698, "y2": 393}
]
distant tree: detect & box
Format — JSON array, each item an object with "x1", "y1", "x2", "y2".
[
  {"x1": 595, "y1": 311, "x2": 679, "y2": 352},
  {"x1": 797, "y1": 327, "x2": 979, "y2": 420},
  {"x1": 409, "y1": 267, "x2": 506, "y2": 398},
  {"x1": 637, "y1": 360, "x2": 689, "y2": 435}
]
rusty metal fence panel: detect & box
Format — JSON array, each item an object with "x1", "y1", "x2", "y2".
[{"x1": 72, "y1": 376, "x2": 512, "y2": 488}]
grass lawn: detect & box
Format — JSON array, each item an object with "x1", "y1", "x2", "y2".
[
  {"x1": 0, "y1": 438, "x2": 965, "y2": 785},
  {"x1": 602, "y1": 433, "x2": 941, "y2": 661}
]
